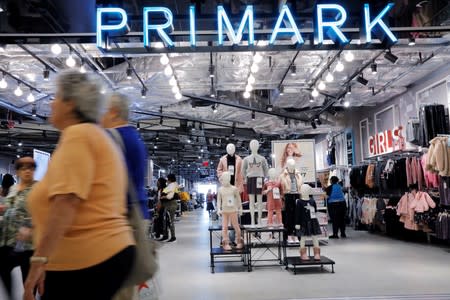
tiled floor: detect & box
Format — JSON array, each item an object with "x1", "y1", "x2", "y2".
[{"x1": 157, "y1": 209, "x2": 450, "y2": 300}]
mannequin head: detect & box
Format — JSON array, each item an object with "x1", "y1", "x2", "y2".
[
  {"x1": 226, "y1": 143, "x2": 236, "y2": 156},
  {"x1": 249, "y1": 139, "x2": 259, "y2": 154},
  {"x1": 220, "y1": 171, "x2": 231, "y2": 186},
  {"x1": 300, "y1": 183, "x2": 312, "y2": 201},
  {"x1": 286, "y1": 158, "x2": 296, "y2": 172},
  {"x1": 268, "y1": 168, "x2": 278, "y2": 180}
]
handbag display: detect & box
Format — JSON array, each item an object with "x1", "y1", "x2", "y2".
[{"x1": 107, "y1": 129, "x2": 159, "y2": 287}]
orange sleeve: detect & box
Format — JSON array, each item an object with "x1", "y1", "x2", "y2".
[{"x1": 48, "y1": 128, "x2": 95, "y2": 201}]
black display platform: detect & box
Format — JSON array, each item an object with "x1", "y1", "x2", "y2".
[
  {"x1": 284, "y1": 256, "x2": 335, "y2": 274},
  {"x1": 210, "y1": 247, "x2": 250, "y2": 273}
]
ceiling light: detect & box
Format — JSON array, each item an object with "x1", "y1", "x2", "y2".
[
  {"x1": 160, "y1": 54, "x2": 170, "y2": 65},
  {"x1": 253, "y1": 53, "x2": 263, "y2": 63},
  {"x1": 231, "y1": 127, "x2": 235, "y2": 137},
  {"x1": 371, "y1": 63, "x2": 377, "y2": 74},
  {"x1": 212, "y1": 104, "x2": 218, "y2": 113},
  {"x1": 356, "y1": 74, "x2": 368, "y2": 86},
  {"x1": 66, "y1": 53, "x2": 76, "y2": 68},
  {"x1": 14, "y1": 84, "x2": 23, "y2": 97},
  {"x1": 315, "y1": 117, "x2": 322, "y2": 125},
  {"x1": 137, "y1": 122, "x2": 141, "y2": 130},
  {"x1": 311, "y1": 121, "x2": 317, "y2": 129},
  {"x1": 309, "y1": 97, "x2": 315, "y2": 103},
  {"x1": 40, "y1": 68, "x2": 49, "y2": 82},
  {"x1": 335, "y1": 60, "x2": 344, "y2": 72},
  {"x1": 18, "y1": 142, "x2": 23, "y2": 147},
  {"x1": 27, "y1": 92, "x2": 35, "y2": 102},
  {"x1": 325, "y1": 71, "x2": 334, "y2": 82},
  {"x1": 26, "y1": 73, "x2": 36, "y2": 82},
  {"x1": 311, "y1": 88, "x2": 319, "y2": 98},
  {"x1": 210, "y1": 87, "x2": 215, "y2": 98},
  {"x1": 408, "y1": 37, "x2": 416, "y2": 46},
  {"x1": 31, "y1": 104, "x2": 37, "y2": 117},
  {"x1": 126, "y1": 67, "x2": 133, "y2": 79},
  {"x1": 141, "y1": 88, "x2": 147, "y2": 98},
  {"x1": 209, "y1": 64, "x2": 215, "y2": 78},
  {"x1": 164, "y1": 65, "x2": 173, "y2": 77},
  {"x1": 51, "y1": 44, "x2": 62, "y2": 55},
  {"x1": 384, "y1": 51, "x2": 398, "y2": 64},
  {"x1": 0, "y1": 76, "x2": 7, "y2": 89},
  {"x1": 344, "y1": 51, "x2": 354, "y2": 62},
  {"x1": 16, "y1": 155, "x2": 20, "y2": 159},
  {"x1": 250, "y1": 63, "x2": 259, "y2": 73},
  {"x1": 154, "y1": 145, "x2": 158, "y2": 149},
  {"x1": 266, "y1": 104, "x2": 273, "y2": 112},
  {"x1": 245, "y1": 84, "x2": 253, "y2": 92},
  {"x1": 279, "y1": 86, "x2": 284, "y2": 96},
  {"x1": 79, "y1": 63, "x2": 87, "y2": 74},
  {"x1": 318, "y1": 81, "x2": 326, "y2": 90},
  {"x1": 169, "y1": 76, "x2": 177, "y2": 86},
  {"x1": 175, "y1": 92, "x2": 182, "y2": 100},
  {"x1": 243, "y1": 91, "x2": 251, "y2": 98},
  {"x1": 251, "y1": 110, "x2": 255, "y2": 120},
  {"x1": 155, "y1": 133, "x2": 159, "y2": 140},
  {"x1": 7, "y1": 142, "x2": 11, "y2": 147},
  {"x1": 347, "y1": 86, "x2": 352, "y2": 95},
  {"x1": 172, "y1": 86, "x2": 180, "y2": 94},
  {"x1": 290, "y1": 65, "x2": 297, "y2": 76},
  {"x1": 372, "y1": 87, "x2": 376, "y2": 96},
  {"x1": 248, "y1": 74, "x2": 255, "y2": 85},
  {"x1": 284, "y1": 118, "x2": 288, "y2": 126},
  {"x1": 159, "y1": 117, "x2": 163, "y2": 125},
  {"x1": 344, "y1": 100, "x2": 350, "y2": 108}
]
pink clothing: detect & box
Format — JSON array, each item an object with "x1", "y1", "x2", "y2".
[
  {"x1": 406, "y1": 158, "x2": 412, "y2": 187},
  {"x1": 410, "y1": 191, "x2": 436, "y2": 213},
  {"x1": 397, "y1": 191, "x2": 436, "y2": 231},
  {"x1": 421, "y1": 154, "x2": 439, "y2": 188},
  {"x1": 263, "y1": 180, "x2": 282, "y2": 225},
  {"x1": 217, "y1": 154, "x2": 244, "y2": 193}
]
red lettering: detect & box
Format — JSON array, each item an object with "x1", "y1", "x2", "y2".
[{"x1": 378, "y1": 132, "x2": 386, "y2": 154}]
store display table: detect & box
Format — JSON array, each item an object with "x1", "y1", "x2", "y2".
[
  {"x1": 284, "y1": 256, "x2": 335, "y2": 274},
  {"x1": 244, "y1": 226, "x2": 285, "y2": 270}
]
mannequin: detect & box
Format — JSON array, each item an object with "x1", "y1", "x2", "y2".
[
  {"x1": 279, "y1": 158, "x2": 303, "y2": 243},
  {"x1": 263, "y1": 168, "x2": 282, "y2": 228},
  {"x1": 296, "y1": 183, "x2": 322, "y2": 260},
  {"x1": 217, "y1": 171, "x2": 243, "y2": 250},
  {"x1": 242, "y1": 140, "x2": 269, "y2": 227},
  {"x1": 217, "y1": 143, "x2": 244, "y2": 193}
]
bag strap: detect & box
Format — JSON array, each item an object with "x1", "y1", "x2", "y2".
[{"x1": 107, "y1": 128, "x2": 139, "y2": 205}]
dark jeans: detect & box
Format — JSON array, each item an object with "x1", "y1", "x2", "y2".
[
  {"x1": 41, "y1": 246, "x2": 135, "y2": 300},
  {"x1": 0, "y1": 246, "x2": 33, "y2": 297},
  {"x1": 284, "y1": 194, "x2": 299, "y2": 237},
  {"x1": 328, "y1": 201, "x2": 347, "y2": 236}
]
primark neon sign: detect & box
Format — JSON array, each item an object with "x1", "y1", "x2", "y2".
[{"x1": 96, "y1": 3, "x2": 397, "y2": 50}]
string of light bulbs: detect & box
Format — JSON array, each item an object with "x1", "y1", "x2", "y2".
[
  {"x1": 243, "y1": 52, "x2": 263, "y2": 99},
  {"x1": 160, "y1": 54, "x2": 183, "y2": 100}
]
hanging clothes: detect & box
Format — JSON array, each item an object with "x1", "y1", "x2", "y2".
[{"x1": 418, "y1": 105, "x2": 449, "y2": 147}]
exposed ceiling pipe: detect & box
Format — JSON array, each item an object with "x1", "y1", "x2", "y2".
[
  {"x1": 17, "y1": 44, "x2": 58, "y2": 73},
  {"x1": 0, "y1": 100, "x2": 45, "y2": 123}
]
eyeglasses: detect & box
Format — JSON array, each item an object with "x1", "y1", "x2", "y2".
[{"x1": 18, "y1": 166, "x2": 36, "y2": 171}]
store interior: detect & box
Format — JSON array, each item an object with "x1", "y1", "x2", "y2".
[{"x1": 0, "y1": 0, "x2": 450, "y2": 299}]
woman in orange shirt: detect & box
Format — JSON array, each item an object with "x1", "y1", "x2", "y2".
[{"x1": 24, "y1": 71, "x2": 135, "y2": 300}]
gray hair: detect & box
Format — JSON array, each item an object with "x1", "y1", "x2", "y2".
[
  {"x1": 57, "y1": 70, "x2": 104, "y2": 123},
  {"x1": 107, "y1": 92, "x2": 130, "y2": 121}
]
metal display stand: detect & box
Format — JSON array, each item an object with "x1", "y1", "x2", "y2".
[
  {"x1": 284, "y1": 256, "x2": 335, "y2": 274},
  {"x1": 208, "y1": 225, "x2": 250, "y2": 274},
  {"x1": 244, "y1": 226, "x2": 285, "y2": 270}
]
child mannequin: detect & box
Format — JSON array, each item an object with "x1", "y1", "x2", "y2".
[
  {"x1": 217, "y1": 171, "x2": 244, "y2": 250},
  {"x1": 263, "y1": 168, "x2": 282, "y2": 228},
  {"x1": 296, "y1": 183, "x2": 322, "y2": 260}
]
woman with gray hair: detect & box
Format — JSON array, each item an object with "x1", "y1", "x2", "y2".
[{"x1": 24, "y1": 71, "x2": 135, "y2": 300}]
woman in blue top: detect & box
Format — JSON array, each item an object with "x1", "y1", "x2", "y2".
[{"x1": 325, "y1": 176, "x2": 347, "y2": 239}]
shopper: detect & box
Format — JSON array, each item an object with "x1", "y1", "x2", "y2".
[
  {"x1": 326, "y1": 176, "x2": 347, "y2": 238},
  {"x1": 206, "y1": 189, "x2": 215, "y2": 215},
  {"x1": 24, "y1": 71, "x2": 135, "y2": 300},
  {"x1": 0, "y1": 158, "x2": 36, "y2": 298},
  {"x1": 0, "y1": 174, "x2": 15, "y2": 198},
  {"x1": 160, "y1": 174, "x2": 179, "y2": 242},
  {"x1": 154, "y1": 177, "x2": 168, "y2": 239}
]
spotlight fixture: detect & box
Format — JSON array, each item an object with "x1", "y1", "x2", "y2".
[
  {"x1": 318, "y1": 80, "x2": 326, "y2": 91},
  {"x1": 65, "y1": 53, "x2": 76, "y2": 68},
  {"x1": 27, "y1": 92, "x2": 35, "y2": 102},
  {"x1": 159, "y1": 117, "x2": 163, "y2": 125},
  {"x1": 279, "y1": 86, "x2": 284, "y2": 96},
  {"x1": 212, "y1": 104, "x2": 218, "y2": 113},
  {"x1": 160, "y1": 54, "x2": 170, "y2": 65},
  {"x1": 141, "y1": 88, "x2": 147, "y2": 98},
  {"x1": 408, "y1": 37, "x2": 416, "y2": 46},
  {"x1": 266, "y1": 104, "x2": 273, "y2": 112},
  {"x1": 284, "y1": 118, "x2": 288, "y2": 126},
  {"x1": 371, "y1": 63, "x2": 377, "y2": 74},
  {"x1": 137, "y1": 122, "x2": 141, "y2": 130},
  {"x1": 344, "y1": 51, "x2": 354, "y2": 62},
  {"x1": 243, "y1": 91, "x2": 251, "y2": 98},
  {"x1": 31, "y1": 104, "x2": 37, "y2": 117},
  {"x1": 231, "y1": 127, "x2": 235, "y2": 137},
  {"x1": 384, "y1": 50, "x2": 398, "y2": 64},
  {"x1": 253, "y1": 53, "x2": 263, "y2": 63},
  {"x1": 210, "y1": 87, "x2": 216, "y2": 98},
  {"x1": 14, "y1": 84, "x2": 23, "y2": 97},
  {"x1": 290, "y1": 65, "x2": 297, "y2": 76},
  {"x1": 372, "y1": 87, "x2": 376, "y2": 96},
  {"x1": 347, "y1": 86, "x2": 352, "y2": 95},
  {"x1": 51, "y1": 44, "x2": 62, "y2": 55},
  {"x1": 311, "y1": 121, "x2": 317, "y2": 129},
  {"x1": 0, "y1": 74, "x2": 7, "y2": 89},
  {"x1": 126, "y1": 67, "x2": 133, "y2": 79},
  {"x1": 325, "y1": 71, "x2": 334, "y2": 83},
  {"x1": 311, "y1": 88, "x2": 319, "y2": 98},
  {"x1": 250, "y1": 63, "x2": 259, "y2": 73},
  {"x1": 248, "y1": 74, "x2": 256, "y2": 85},
  {"x1": 356, "y1": 74, "x2": 368, "y2": 86},
  {"x1": 251, "y1": 110, "x2": 255, "y2": 120},
  {"x1": 335, "y1": 60, "x2": 344, "y2": 72},
  {"x1": 209, "y1": 64, "x2": 215, "y2": 78},
  {"x1": 315, "y1": 117, "x2": 322, "y2": 126},
  {"x1": 43, "y1": 68, "x2": 50, "y2": 81}
]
